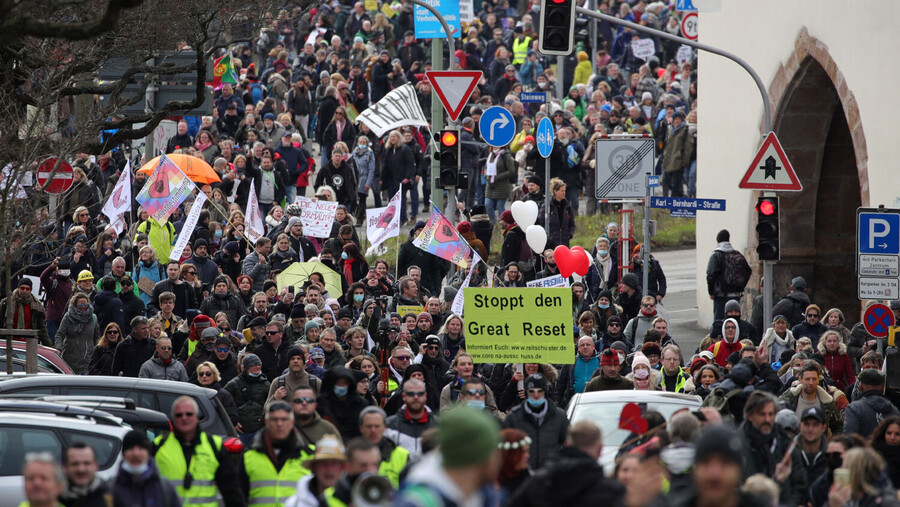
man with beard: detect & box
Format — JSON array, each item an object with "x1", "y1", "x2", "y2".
[
  {"x1": 739, "y1": 391, "x2": 805, "y2": 502},
  {"x1": 268, "y1": 347, "x2": 320, "y2": 405},
  {"x1": 291, "y1": 387, "x2": 340, "y2": 444},
  {"x1": 60, "y1": 442, "x2": 113, "y2": 506},
  {"x1": 385, "y1": 378, "x2": 437, "y2": 459},
  {"x1": 151, "y1": 261, "x2": 197, "y2": 318},
  {"x1": 790, "y1": 407, "x2": 828, "y2": 506},
  {"x1": 139, "y1": 336, "x2": 189, "y2": 381}
]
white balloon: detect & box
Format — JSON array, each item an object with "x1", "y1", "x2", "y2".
[
  {"x1": 511, "y1": 200, "x2": 539, "y2": 227},
  {"x1": 525, "y1": 225, "x2": 548, "y2": 254}
]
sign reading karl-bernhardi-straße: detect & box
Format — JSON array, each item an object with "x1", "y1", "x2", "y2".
[{"x1": 464, "y1": 288, "x2": 574, "y2": 364}]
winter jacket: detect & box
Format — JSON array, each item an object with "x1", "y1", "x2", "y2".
[
  {"x1": 635, "y1": 257, "x2": 667, "y2": 299},
  {"x1": 321, "y1": 121, "x2": 357, "y2": 158},
  {"x1": 385, "y1": 405, "x2": 439, "y2": 459},
  {"x1": 844, "y1": 390, "x2": 900, "y2": 438},
  {"x1": 149, "y1": 279, "x2": 196, "y2": 318},
  {"x1": 438, "y1": 381, "x2": 500, "y2": 418},
  {"x1": 707, "y1": 337, "x2": 743, "y2": 368},
  {"x1": 739, "y1": 421, "x2": 806, "y2": 503},
  {"x1": 381, "y1": 144, "x2": 416, "y2": 187},
  {"x1": 351, "y1": 145, "x2": 377, "y2": 193},
  {"x1": 225, "y1": 372, "x2": 271, "y2": 433},
  {"x1": 316, "y1": 367, "x2": 371, "y2": 440},
  {"x1": 771, "y1": 291, "x2": 811, "y2": 328},
  {"x1": 88, "y1": 342, "x2": 117, "y2": 376},
  {"x1": 241, "y1": 251, "x2": 272, "y2": 292},
  {"x1": 761, "y1": 327, "x2": 796, "y2": 364},
  {"x1": 314, "y1": 159, "x2": 357, "y2": 206},
  {"x1": 135, "y1": 218, "x2": 176, "y2": 264},
  {"x1": 484, "y1": 150, "x2": 516, "y2": 200},
  {"x1": 584, "y1": 373, "x2": 634, "y2": 392},
  {"x1": 538, "y1": 198, "x2": 575, "y2": 247},
  {"x1": 112, "y1": 459, "x2": 180, "y2": 507},
  {"x1": 93, "y1": 289, "x2": 125, "y2": 339},
  {"x1": 818, "y1": 342, "x2": 856, "y2": 393},
  {"x1": 504, "y1": 400, "x2": 570, "y2": 469},
  {"x1": 120, "y1": 290, "x2": 145, "y2": 335},
  {"x1": 56, "y1": 309, "x2": 100, "y2": 375},
  {"x1": 182, "y1": 254, "x2": 219, "y2": 289},
  {"x1": 779, "y1": 384, "x2": 843, "y2": 435},
  {"x1": 138, "y1": 355, "x2": 189, "y2": 382},
  {"x1": 246, "y1": 164, "x2": 287, "y2": 205},
  {"x1": 111, "y1": 335, "x2": 157, "y2": 377},
  {"x1": 706, "y1": 242, "x2": 746, "y2": 297},
  {"x1": 254, "y1": 338, "x2": 293, "y2": 381},
  {"x1": 792, "y1": 321, "x2": 828, "y2": 349},
  {"x1": 500, "y1": 225, "x2": 531, "y2": 268},
  {"x1": 199, "y1": 293, "x2": 247, "y2": 329},
  {"x1": 40, "y1": 265, "x2": 74, "y2": 323},
  {"x1": 507, "y1": 446, "x2": 625, "y2": 507},
  {"x1": 557, "y1": 355, "x2": 599, "y2": 407},
  {"x1": 59, "y1": 476, "x2": 113, "y2": 507},
  {"x1": 132, "y1": 260, "x2": 165, "y2": 306},
  {"x1": 662, "y1": 122, "x2": 693, "y2": 172},
  {"x1": 397, "y1": 237, "x2": 448, "y2": 295}
]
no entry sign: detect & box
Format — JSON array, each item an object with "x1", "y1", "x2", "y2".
[
  {"x1": 864, "y1": 303, "x2": 895, "y2": 338},
  {"x1": 36, "y1": 158, "x2": 74, "y2": 194}
]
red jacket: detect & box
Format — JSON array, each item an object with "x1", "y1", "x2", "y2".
[
  {"x1": 708, "y1": 339, "x2": 743, "y2": 367},
  {"x1": 822, "y1": 350, "x2": 856, "y2": 393}
]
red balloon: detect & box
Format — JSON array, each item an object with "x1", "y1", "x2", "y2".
[
  {"x1": 571, "y1": 246, "x2": 589, "y2": 276},
  {"x1": 553, "y1": 245, "x2": 577, "y2": 278}
]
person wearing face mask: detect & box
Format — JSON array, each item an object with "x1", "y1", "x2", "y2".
[
  {"x1": 225, "y1": 353, "x2": 271, "y2": 446},
  {"x1": 40, "y1": 257, "x2": 74, "y2": 345},
  {"x1": 351, "y1": 135, "x2": 377, "y2": 223},
  {"x1": 340, "y1": 243, "x2": 369, "y2": 284},
  {"x1": 114, "y1": 430, "x2": 180, "y2": 506},
  {"x1": 590, "y1": 289, "x2": 620, "y2": 339},
  {"x1": 503, "y1": 374, "x2": 569, "y2": 469},
  {"x1": 584, "y1": 237, "x2": 616, "y2": 304},
  {"x1": 315, "y1": 366, "x2": 369, "y2": 440}
]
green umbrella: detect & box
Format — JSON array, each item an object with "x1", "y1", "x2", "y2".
[{"x1": 277, "y1": 261, "x2": 343, "y2": 299}]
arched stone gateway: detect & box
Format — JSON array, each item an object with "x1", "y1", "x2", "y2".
[{"x1": 752, "y1": 29, "x2": 869, "y2": 322}]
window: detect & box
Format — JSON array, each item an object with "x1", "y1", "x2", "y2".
[
  {"x1": 0, "y1": 426, "x2": 61, "y2": 476},
  {"x1": 158, "y1": 393, "x2": 207, "y2": 422},
  {"x1": 65, "y1": 432, "x2": 120, "y2": 470},
  {"x1": 64, "y1": 388, "x2": 158, "y2": 411}
]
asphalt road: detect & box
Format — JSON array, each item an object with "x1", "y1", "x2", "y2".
[{"x1": 654, "y1": 248, "x2": 708, "y2": 356}]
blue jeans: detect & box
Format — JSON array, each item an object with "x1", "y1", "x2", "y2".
[
  {"x1": 238, "y1": 431, "x2": 256, "y2": 448},
  {"x1": 485, "y1": 197, "x2": 506, "y2": 224},
  {"x1": 259, "y1": 202, "x2": 273, "y2": 216},
  {"x1": 285, "y1": 185, "x2": 297, "y2": 204},
  {"x1": 47, "y1": 320, "x2": 60, "y2": 346},
  {"x1": 686, "y1": 160, "x2": 697, "y2": 197},
  {"x1": 401, "y1": 181, "x2": 419, "y2": 223},
  {"x1": 566, "y1": 186, "x2": 580, "y2": 214}
]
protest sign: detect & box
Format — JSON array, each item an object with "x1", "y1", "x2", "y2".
[
  {"x1": 463, "y1": 288, "x2": 574, "y2": 363},
  {"x1": 631, "y1": 38, "x2": 656, "y2": 60},
  {"x1": 526, "y1": 274, "x2": 569, "y2": 288},
  {"x1": 397, "y1": 305, "x2": 424, "y2": 316},
  {"x1": 295, "y1": 197, "x2": 339, "y2": 237}
]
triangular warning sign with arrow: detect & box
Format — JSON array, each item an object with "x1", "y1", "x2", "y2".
[
  {"x1": 739, "y1": 131, "x2": 802, "y2": 191},
  {"x1": 426, "y1": 70, "x2": 483, "y2": 122}
]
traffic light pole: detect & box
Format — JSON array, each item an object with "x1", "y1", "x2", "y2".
[{"x1": 574, "y1": 6, "x2": 776, "y2": 326}]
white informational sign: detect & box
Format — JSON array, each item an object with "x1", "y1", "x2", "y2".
[
  {"x1": 295, "y1": 196, "x2": 339, "y2": 238},
  {"x1": 365, "y1": 190, "x2": 401, "y2": 248},
  {"x1": 459, "y1": 0, "x2": 474, "y2": 24},
  {"x1": 169, "y1": 193, "x2": 207, "y2": 261},
  {"x1": 244, "y1": 181, "x2": 265, "y2": 245},
  {"x1": 526, "y1": 274, "x2": 570, "y2": 288},
  {"x1": 594, "y1": 138, "x2": 655, "y2": 199},
  {"x1": 857, "y1": 208, "x2": 900, "y2": 300},
  {"x1": 676, "y1": 45, "x2": 693, "y2": 65},
  {"x1": 451, "y1": 252, "x2": 481, "y2": 315},
  {"x1": 152, "y1": 120, "x2": 177, "y2": 156},
  {"x1": 631, "y1": 38, "x2": 656, "y2": 60}
]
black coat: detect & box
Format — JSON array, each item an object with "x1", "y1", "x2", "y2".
[
  {"x1": 503, "y1": 401, "x2": 570, "y2": 469},
  {"x1": 381, "y1": 144, "x2": 416, "y2": 186},
  {"x1": 119, "y1": 291, "x2": 146, "y2": 335},
  {"x1": 199, "y1": 293, "x2": 247, "y2": 329},
  {"x1": 321, "y1": 121, "x2": 357, "y2": 157},
  {"x1": 111, "y1": 335, "x2": 157, "y2": 377},
  {"x1": 314, "y1": 159, "x2": 357, "y2": 206},
  {"x1": 254, "y1": 338, "x2": 292, "y2": 382},
  {"x1": 88, "y1": 342, "x2": 117, "y2": 376},
  {"x1": 315, "y1": 96, "x2": 340, "y2": 142},
  {"x1": 94, "y1": 289, "x2": 125, "y2": 334},
  {"x1": 538, "y1": 198, "x2": 575, "y2": 248},
  {"x1": 507, "y1": 447, "x2": 625, "y2": 507}
]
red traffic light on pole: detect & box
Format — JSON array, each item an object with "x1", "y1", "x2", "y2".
[{"x1": 756, "y1": 197, "x2": 780, "y2": 260}]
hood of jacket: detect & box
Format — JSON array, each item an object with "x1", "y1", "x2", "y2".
[
  {"x1": 714, "y1": 241, "x2": 734, "y2": 253},
  {"x1": 787, "y1": 384, "x2": 835, "y2": 406}
]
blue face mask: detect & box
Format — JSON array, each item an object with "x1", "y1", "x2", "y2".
[
  {"x1": 598, "y1": 249, "x2": 608, "y2": 257},
  {"x1": 248, "y1": 371, "x2": 261, "y2": 378},
  {"x1": 334, "y1": 385, "x2": 349, "y2": 397},
  {"x1": 353, "y1": 294, "x2": 364, "y2": 303},
  {"x1": 215, "y1": 230, "x2": 223, "y2": 238},
  {"x1": 526, "y1": 397, "x2": 546, "y2": 409},
  {"x1": 467, "y1": 400, "x2": 486, "y2": 410},
  {"x1": 341, "y1": 252, "x2": 349, "y2": 260},
  {"x1": 598, "y1": 303, "x2": 610, "y2": 309}
]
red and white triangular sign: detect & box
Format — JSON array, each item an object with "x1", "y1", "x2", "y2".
[
  {"x1": 426, "y1": 70, "x2": 483, "y2": 122},
  {"x1": 739, "y1": 131, "x2": 802, "y2": 191}
]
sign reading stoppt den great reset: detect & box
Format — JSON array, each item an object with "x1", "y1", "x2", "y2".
[{"x1": 463, "y1": 288, "x2": 574, "y2": 364}]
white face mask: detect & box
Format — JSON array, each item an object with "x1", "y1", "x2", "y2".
[
  {"x1": 538, "y1": 81, "x2": 548, "y2": 89},
  {"x1": 58, "y1": 269, "x2": 71, "y2": 277}
]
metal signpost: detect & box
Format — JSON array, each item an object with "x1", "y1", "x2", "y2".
[{"x1": 536, "y1": 117, "x2": 554, "y2": 229}]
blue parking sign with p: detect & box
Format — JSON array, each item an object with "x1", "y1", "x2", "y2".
[{"x1": 859, "y1": 212, "x2": 900, "y2": 255}]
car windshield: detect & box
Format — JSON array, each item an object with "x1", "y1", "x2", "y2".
[{"x1": 570, "y1": 400, "x2": 698, "y2": 448}]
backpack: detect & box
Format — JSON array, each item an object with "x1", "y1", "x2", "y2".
[
  {"x1": 249, "y1": 82, "x2": 264, "y2": 105},
  {"x1": 721, "y1": 250, "x2": 752, "y2": 292},
  {"x1": 701, "y1": 386, "x2": 743, "y2": 421}
]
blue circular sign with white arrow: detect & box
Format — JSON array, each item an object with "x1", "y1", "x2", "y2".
[
  {"x1": 479, "y1": 106, "x2": 516, "y2": 148},
  {"x1": 536, "y1": 117, "x2": 554, "y2": 158}
]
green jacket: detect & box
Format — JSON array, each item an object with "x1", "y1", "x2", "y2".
[
  {"x1": 135, "y1": 218, "x2": 176, "y2": 264},
  {"x1": 779, "y1": 384, "x2": 843, "y2": 435}
]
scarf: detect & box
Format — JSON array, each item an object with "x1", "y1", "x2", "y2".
[
  {"x1": 9, "y1": 290, "x2": 40, "y2": 330},
  {"x1": 343, "y1": 258, "x2": 355, "y2": 283},
  {"x1": 67, "y1": 304, "x2": 94, "y2": 334},
  {"x1": 195, "y1": 140, "x2": 212, "y2": 152}
]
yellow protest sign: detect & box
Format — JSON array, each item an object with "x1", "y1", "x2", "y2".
[
  {"x1": 381, "y1": 3, "x2": 396, "y2": 17},
  {"x1": 365, "y1": 0, "x2": 378, "y2": 11},
  {"x1": 397, "y1": 305, "x2": 424, "y2": 316},
  {"x1": 463, "y1": 288, "x2": 574, "y2": 363}
]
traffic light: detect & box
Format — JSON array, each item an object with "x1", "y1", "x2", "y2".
[
  {"x1": 756, "y1": 196, "x2": 780, "y2": 260},
  {"x1": 538, "y1": 0, "x2": 576, "y2": 56},
  {"x1": 436, "y1": 128, "x2": 460, "y2": 188}
]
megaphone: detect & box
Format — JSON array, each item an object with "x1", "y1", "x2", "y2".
[{"x1": 351, "y1": 473, "x2": 395, "y2": 507}]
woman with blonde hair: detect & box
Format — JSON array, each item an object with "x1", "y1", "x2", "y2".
[
  {"x1": 88, "y1": 323, "x2": 123, "y2": 375},
  {"x1": 828, "y1": 447, "x2": 898, "y2": 506},
  {"x1": 818, "y1": 329, "x2": 855, "y2": 393},
  {"x1": 191, "y1": 361, "x2": 239, "y2": 426}
]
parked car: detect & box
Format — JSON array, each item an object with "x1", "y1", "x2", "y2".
[
  {"x1": 0, "y1": 411, "x2": 130, "y2": 505},
  {"x1": 0, "y1": 376, "x2": 237, "y2": 438},
  {"x1": 5, "y1": 342, "x2": 73, "y2": 374},
  {"x1": 35, "y1": 396, "x2": 173, "y2": 440},
  {"x1": 566, "y1": 390, "x2": 702, "y2": 475}
]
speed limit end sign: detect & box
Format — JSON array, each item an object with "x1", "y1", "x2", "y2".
[{"x1": 681, "y1": 12, "x2": 698, "y2": 40}]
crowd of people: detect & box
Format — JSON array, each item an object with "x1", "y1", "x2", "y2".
[{"x1": 13, "y1": 0, "x2": 897, "y2": 506}]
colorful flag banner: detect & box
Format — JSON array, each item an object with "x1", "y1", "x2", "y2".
[
  {"x1": 169, "y1": 193, "x2": 207, "y2": 261},
  {"x1": 245, "y1": 180, "x2": 265, "y2": 244},
  {"x1": 135, "y1": 154, "x2": 195, "y2": 223},
  {"x1": 102, "y1": 161, "x2": 132, "y2": 234},
  {"x1": 451, "y1": 251, "x2": 480, "y2": 315},
  {"x1": 365, "y1": 190, "x2": 401, "y2": 248},
  {"x1": 413, "y1": 203, "x2": 471, "y2": 268},
  {"x1": 207, "y1": 53, "x2": 238, "y2": 91}
]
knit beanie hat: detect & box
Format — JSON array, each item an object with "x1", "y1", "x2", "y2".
[
  {"x1": 122, "y1": 430, "x2": 152, "y2": 452},
  {"x1": 242, "y1": 353, "x2": 262, "y2": 368},
  {"x1": 438, "y1": 406, "x2": 500, "y2": 468},
  {"x1": 695, "y1": 426, "x2": 743, "y2": 469},
  {"x1": 631, "y1": 351, "x2": 651, "y2": 371},
  {"x1": 600, "y1": 349, "x2": 619, "y2": 366}
]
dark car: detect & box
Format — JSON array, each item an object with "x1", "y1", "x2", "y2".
[
  {"x1": 35, "y1": 396, "x2": 173, "y2": 440},
  {"x1": 0, "y1": 376, "x2": 237, "y2": 437}
]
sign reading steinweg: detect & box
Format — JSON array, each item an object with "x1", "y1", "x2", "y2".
[{"x1": 464, "y1": 288, "x2": 574, "y2": 364}]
